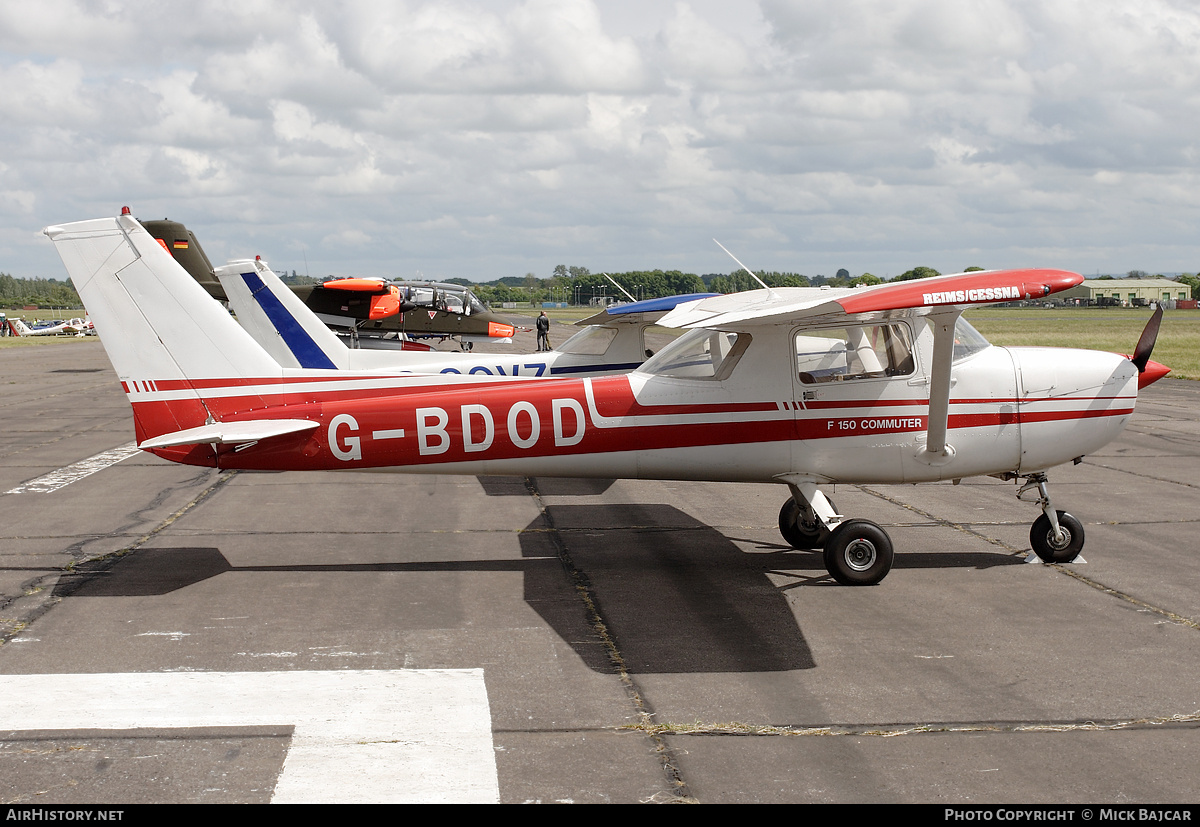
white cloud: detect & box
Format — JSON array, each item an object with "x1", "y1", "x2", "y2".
[{"x1": 2, "y1": 0, "x2": 1199, "y2": 281}]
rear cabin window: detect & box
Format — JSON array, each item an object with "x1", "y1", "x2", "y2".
[{"x1": 795, "y1": 323, "x2": 915, "y2": 384}]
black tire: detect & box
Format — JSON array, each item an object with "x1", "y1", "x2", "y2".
[
  {"x1": 1029, "y1": 511, "x2": 1084, "y2": 563},
  {"x1": 823, "y1": 519, "x2": 894, "y2": 586},
  {"x1": 779, "y1": 497, "x2": 836, "y2": 549}
]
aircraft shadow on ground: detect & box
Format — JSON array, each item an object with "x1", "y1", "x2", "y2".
[
  {"x1": 476, "y1": 475, "x2": 617, "y2": 497},
  {"x1": 48, "y1": 511, "x2": 817, "y2": 674},
  {"x1": 53, "y1": 548, "x2": 234, "y2": 598},
  {"x1": 520, "y1": 503, "x2": 817, "y2": 674},
  {"x1": 728, "y1": 536, "x2": 1025, "y2": 573},
  {"x1": 48, "y1": 506, "x2": 1018, "y2": 675}
]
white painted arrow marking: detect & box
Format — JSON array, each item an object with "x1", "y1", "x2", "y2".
[{"x1": 0, "y1": 670, "x2": 498, "y2": 804}]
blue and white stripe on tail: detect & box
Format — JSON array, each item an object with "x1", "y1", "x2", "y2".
[{"x1": 216, "y1": 258, "x2": 344, "y2": 370}]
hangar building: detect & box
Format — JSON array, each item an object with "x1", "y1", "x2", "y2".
[{"x1": 1056, "y1": 278, "x2": 1191, "y2": 306}]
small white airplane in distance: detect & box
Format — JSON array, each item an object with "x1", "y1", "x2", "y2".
[
  {"x1": 6, "y1": 317, "x2": 91, "y2": 337},
  {"x1": 45, "y1": 211, "x2": 1170, "y2": 586},
  {"x1": 212, "y1": 254, "x2": 712, "y2": 378}
]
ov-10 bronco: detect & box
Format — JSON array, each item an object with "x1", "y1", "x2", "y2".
[
  {"x1": 45, "y1": 212, "x2": 1169, "y2": 585},
  {"x1": 141, "y1": 218, "x2": 517, "y2": 349}
]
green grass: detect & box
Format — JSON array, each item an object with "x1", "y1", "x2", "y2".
[
  {"x1": 965, "y1": 308, "x2": 1195, "y2": 380},
  {"x1": 3, "y1": 308, "x2": 86, "y2": 322},
  {"x1": 0, "y1": 335, "x2": 98, "y2": 349}
]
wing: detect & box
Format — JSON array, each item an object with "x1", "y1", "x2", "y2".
[{"x1": 657, "y1": 269, "x2": 1083, "y2": 329}]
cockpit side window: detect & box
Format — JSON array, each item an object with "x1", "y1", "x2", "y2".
[
  {"x1": 796, "y1": 322, "x2": 915, "y2": 384},
  {"x1": 641, "y1": 329, "x2": 750, "y2": 379}
]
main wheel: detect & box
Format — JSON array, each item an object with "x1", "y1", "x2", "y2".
[
  {"x1": 1029, "y1": 511, "x2": 1084, "y2": 563},
  {"x1": 779, "y1": 497, "x2": 836, "y2": 549},
  {"x1": 823, "y1": 519, "x2": 894, "y2": 586}
]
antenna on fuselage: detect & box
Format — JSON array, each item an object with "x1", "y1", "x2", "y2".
[{"x1": 713, "y1": 239, "x2": 778, "y2": 298}]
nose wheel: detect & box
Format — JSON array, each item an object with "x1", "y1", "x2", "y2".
[
  {"x1": 1029, "y1": 510, "x2": 1084, "y2": 564},
  {"x1": 1018, "y1": 473, "x2": 1086, "y2": 564}
]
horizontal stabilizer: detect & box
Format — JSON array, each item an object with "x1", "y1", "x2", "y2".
[{"x1": 139, "y1": 419, "x2": 319, "y2": 449}]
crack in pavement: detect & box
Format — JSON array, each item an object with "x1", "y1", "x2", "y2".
[{"x1": 521, "y1": 476, "x2": 697, "y2": 804}]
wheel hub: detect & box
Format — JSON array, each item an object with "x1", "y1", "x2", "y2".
[
  {"x1": 843, "y1": 538, "x2": 877, "y2": 572},
  {"x1": 800, "y1": 510, "x2": 819, "y2": 533},
  {"x1": 1046, "y1": 527, "x2": 1072, "y2": 550}
]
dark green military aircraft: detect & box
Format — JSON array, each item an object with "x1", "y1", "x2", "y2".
[{"x1": 140, "y1": 218, "x2": 518, "y2": 348}]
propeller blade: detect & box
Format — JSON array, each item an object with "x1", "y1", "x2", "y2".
[{"x1": 1131, "y1": 305, "x2": 1163, "y2": 373}]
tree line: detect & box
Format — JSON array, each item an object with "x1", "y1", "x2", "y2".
[
  {"x1": 464, "y1": 264, "x2": 956, "y2": 305},
  {"x1": 0, "y1": 273, "x2": 82, "y2": 308},
  {"x1": 8, "y1": 265, "x2": 1200, "y2": 310}
]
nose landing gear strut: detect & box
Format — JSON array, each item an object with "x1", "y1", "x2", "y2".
[{"x1": 1018, "y1": 472, "x2": 1085, "y2": 564}]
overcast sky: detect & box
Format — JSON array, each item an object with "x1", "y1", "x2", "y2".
[{"x1": 3, "y1": 0, "x2": 1199, "y2": 282}]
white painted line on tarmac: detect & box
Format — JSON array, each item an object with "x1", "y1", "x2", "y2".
[
  {"x1": 5, "y1": 441, "x2": 142, "y2": 494},
  {"x1": 0, "y1": 669, "x2": 499, "y2": 804}
]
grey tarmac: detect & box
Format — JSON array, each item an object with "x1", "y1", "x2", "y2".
[{"x1": 1, "y1": 336, "x2": 1198, "y2": 804}]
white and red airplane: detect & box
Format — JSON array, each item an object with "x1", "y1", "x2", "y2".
[
  {"x1": 212, "y1": 254, "x2": 710, "y2": 377},
  {"x1": 44, "y1": 212, "x2": 1170, "y2": 585},
  {"x1": 6, "y1": 316, "x2": 91, "y2": 337}
]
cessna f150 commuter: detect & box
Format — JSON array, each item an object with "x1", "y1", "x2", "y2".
[{"x1": 45, "y1": 212, "x2": 1169, "y2": 586}]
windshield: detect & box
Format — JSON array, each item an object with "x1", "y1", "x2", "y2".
[
  {"x1": 640, "y1": 329, "x2": 748, "y2": 379},
  {"x1": 557, "y1": 325, "x2": 618, "y2": 355},
  {"x1": 466, "y1": 292, "x2": 487, "y2": 315},
  {"x1": 948, "y1": 316, "x2": 992, "y2": 363}
]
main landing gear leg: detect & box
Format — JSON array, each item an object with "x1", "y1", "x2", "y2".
[
  {"x1": 778, "y1": 483, "x2": 839, "y2": 550},
  {"x1": 1018, "y1": 472, "x2": 1085, "y2": 564},
  {"x1": 779, "y1": 483, "x2": 895, "y2": 586}
]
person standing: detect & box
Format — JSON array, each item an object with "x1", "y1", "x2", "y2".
[{"x1": 536, "y1": 311, "x2": 550, "y2": 352}]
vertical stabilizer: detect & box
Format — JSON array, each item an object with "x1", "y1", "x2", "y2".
[
  {"x1": 45, "y1": 215, "x2": 281, "y2": 381},
  {"x1": 44, "y1": 215, "x2": 284, "y2": 446},
  {"x1": 215, "y1": 258, "x2": 347, "y2": 370}
]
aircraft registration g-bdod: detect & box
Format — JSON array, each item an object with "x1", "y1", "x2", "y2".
[{"x1": 45, "y1": 212, "x2": 1170, "y2": 586}]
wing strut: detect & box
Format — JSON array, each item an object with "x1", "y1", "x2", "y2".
[{"x1": 922, "y1": 309, "x2": 962, "y2": 462}]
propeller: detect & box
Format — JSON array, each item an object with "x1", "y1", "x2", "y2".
[
  {"x1": 1129, "y1": 305, "x2": 1170, "y2": 389},
  {"x1": 1131, "y1": 305, "x2": 1163, "y2": 373}
]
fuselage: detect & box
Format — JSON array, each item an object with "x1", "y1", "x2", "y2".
[{"x1": 133, "y1": 315, "x2": 1139, "y2": 485}]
